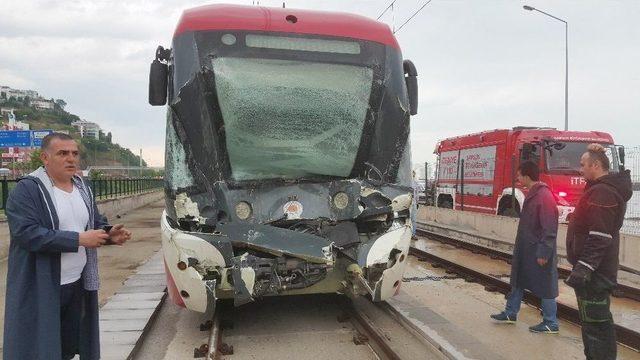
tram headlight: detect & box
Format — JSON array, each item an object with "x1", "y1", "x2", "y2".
[
  {"x1": 235, "y1": 201, "x2": 253, "y2": 220},
  {"x1": 333, "y1": 192, "x2": 349, "y2": 209}
]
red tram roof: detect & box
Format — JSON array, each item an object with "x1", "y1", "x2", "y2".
[{"x1": 174, "y1": 4, "x2": 399, "y2": 49}]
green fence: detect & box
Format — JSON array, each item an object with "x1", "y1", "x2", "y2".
[
  {"x1": 1, "y1": 178, "x2": 164, "y2": 210},
  {"x1": 90, "y1": 178, "x2": 164, "y2": 200}
]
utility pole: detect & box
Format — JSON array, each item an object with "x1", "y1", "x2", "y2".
[{"x1": 523, "y1": 5, "x2": 569, "y2": 130}]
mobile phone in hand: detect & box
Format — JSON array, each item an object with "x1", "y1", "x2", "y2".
[{"x1": 102, "y1": 225, "x2": 115, "y2": 245}]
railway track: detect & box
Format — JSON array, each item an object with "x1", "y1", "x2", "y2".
[
  {"x1": 416, "y1": 227, "x2": 640, "y2": 302},
  {"x1": 195, "y1": 295, "x2": 439, "y2": 360},
  {"x1": 409, "y1": 239, "x2": 640, "y2": 352}
]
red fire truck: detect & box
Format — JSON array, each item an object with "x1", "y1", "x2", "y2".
[{"x1": 433, "y1": 127, "x2": 626, "y2": 222}]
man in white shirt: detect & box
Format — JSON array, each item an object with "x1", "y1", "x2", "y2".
[{"x1": 4, "y1": 133, "x2": 132, "y2": 359}]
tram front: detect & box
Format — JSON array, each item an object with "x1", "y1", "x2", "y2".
[{"x1": 149, "y1": 4, "x2": 419, "y2": 312}]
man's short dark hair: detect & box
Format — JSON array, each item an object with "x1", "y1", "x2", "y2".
[
  {"x1": 518, "y1": 160, "x2": 540, "y2": 181},
  {"x1": 41, "y1": 132, "x2": 74, "y2": 151}
]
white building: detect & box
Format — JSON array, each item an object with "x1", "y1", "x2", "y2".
[
  {"x1": 71, "y1": 120, "x2": 101, "y2": 140},
  {"x1": 31, "y1": 99, "x2": 55, "y2": 110},
  {"x1": 0, "y1": 86, "x2": 39, "y2": 100},
  {"x1": 1, "y1": 107, "x2": 15, "y2": 116}
]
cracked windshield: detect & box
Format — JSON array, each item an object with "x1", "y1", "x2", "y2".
[
  {"x1": 213, "y1": 56, "x2": 373, "y2": 181},
  {"x1": 546, "y1": 142, "x2": 618, "y2": 173}
]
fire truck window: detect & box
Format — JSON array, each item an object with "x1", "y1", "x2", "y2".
[
  {"x1": 212, "y1": 57, "x2": 373, "y2": 181},
  {"x1": 545, "y1": 142, "x2": 619, "y2": 173}
]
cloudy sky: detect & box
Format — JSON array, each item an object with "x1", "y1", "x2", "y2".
[{"x1": 1, "y1": 0, "x2": 638, "y2": 169}]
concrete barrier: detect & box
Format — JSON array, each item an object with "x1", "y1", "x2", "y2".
[
  {"x1": 418, "y1": 206, "x2": 640, "y2": 274},
  {"x1": 0, "y1": 190, "x2": 164, "y2": 261},
  {"x1": 96, "y1": 190, "x2": 165, "y2": 221}
]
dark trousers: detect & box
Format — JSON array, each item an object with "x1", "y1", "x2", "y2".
[
  {"x1": 575, "y1": 279, "x2": 616, "y2": 360},
  {"x1": 61, "y1": 279, "x2": 82, "y2": 360}
]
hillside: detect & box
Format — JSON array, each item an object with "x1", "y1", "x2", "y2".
[{"x1": 1, "y1": 97, "x2": 146, "y2": 169}]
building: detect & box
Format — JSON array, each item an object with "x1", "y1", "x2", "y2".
[
  {"x1": 1, "y1": 107, "x2": 15, "y2": 117},
  {"x1": 71, "y1": 120, "x2": 101, "y2": 139},
  {"x1": 31, "y1": 99, "x2": 55, "y2": 110},
  {"x1": 0, "y1": 86, "x2": 39, "y2": 101}
]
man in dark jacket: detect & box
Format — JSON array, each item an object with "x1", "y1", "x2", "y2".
[
  {"x1": 491, "y1": 161, "x2": 560, "y2": 333},
  {"x1": 565, "y1": 143, "x2": 632, "y2": 360},
  {"x1": 3, "y1": 133, "x2": 131, "y2": 360}
]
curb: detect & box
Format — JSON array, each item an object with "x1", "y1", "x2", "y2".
[
  {"x1": 384, "y1": 292, "x2": 506, "y2": 360},
  {"x1": 99, "y1": 251, "x2": 167, "y2": 360}
]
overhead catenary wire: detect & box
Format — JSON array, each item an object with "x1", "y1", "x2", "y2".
[
  {"x1": 394, "y1": 0, "x2": 433, "y2": 34},
  {"x1": 376, "y1": 0, "x2": 397, "y2": 20}
]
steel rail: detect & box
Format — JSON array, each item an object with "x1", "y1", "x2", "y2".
[
  {"x1": 409, "y1": 246, "x2": 640, "y2": 352},
  {"x1": 416, "y1": 227, "x2": 640, "y2": 302},
  {"x1": 347, "y1": 300, "x2": 403, "y2": 360},
  {"x1": 206, "y1": 304, "x2": 222, "y2": 360},
  {"x1": 198, "y1": 295, "x2": 406, "y2": 360}
]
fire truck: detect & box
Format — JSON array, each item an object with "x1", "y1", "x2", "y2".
[
  {"x1": 148, "y1": 4, "x2": 418, "y2": 312},
  {"x1": 433, "y1": 127, "x2": 625, "y2": 222}
]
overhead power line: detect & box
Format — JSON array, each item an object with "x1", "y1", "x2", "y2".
[
  {"x1": 376, "y1": 0, "x2": 397, "y2": 20},
  {"x1": 394, "y1": 0, "x2": 433, "y2": 34}
]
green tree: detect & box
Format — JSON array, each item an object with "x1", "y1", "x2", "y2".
[
  {"x1": 54, "y1": 99, "x2": 67, "y2": 112},
  {"x1": 90, "y1": 170, "x2": 104, "y2": 180},
  {"x1": 29, "y1": 149, "x2": 43, "y2": 169}
]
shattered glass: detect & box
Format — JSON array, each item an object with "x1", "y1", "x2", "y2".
[
  {"x1": 212, "y1": 57, "x2": 373, "y2": 181},
  {"x1": 165, "y1": 113, "x2": 195, "y2": 190}
]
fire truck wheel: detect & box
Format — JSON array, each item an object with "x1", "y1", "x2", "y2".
[
  {"x1": 498, "y1": 204, "x2": 520, "y2": 217},
  {"x1": 438, "y1": 198, "x2": 453, "y2": 209}
]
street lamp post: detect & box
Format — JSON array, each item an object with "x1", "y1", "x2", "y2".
[{"x1": 523, "y1": 5, "x2": 568, "y2": 131}]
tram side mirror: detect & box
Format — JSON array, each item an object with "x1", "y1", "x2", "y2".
[
  {"x1": 149, "y1": 46, "x2": 171, "y2": 106},
  {"x1": 403, "y1": 59, "x2": 418, "y2": 115}
]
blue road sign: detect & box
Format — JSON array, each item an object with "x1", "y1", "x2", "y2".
[
  {"x1": 0, "y1": 130, "x2": 54, "y2": 147},
  {"x1": 32, "y1": 130, "x2": 53, "y2": 147},
  {"x1": 0, "y1": 130, "x2": 31, "y2": 147}
]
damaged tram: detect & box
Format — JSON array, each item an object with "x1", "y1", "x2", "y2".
[{"x1": 148, "y1": 4, "x2": 419, "y2": 312}]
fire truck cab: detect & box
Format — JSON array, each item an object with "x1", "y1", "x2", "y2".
[{"x1": 434, "y1": 127, "x2": 625, "y2": 222}]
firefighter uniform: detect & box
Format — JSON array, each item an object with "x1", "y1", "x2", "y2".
[{"x1": 565, "y1": 170, "x2": 632, "y2": 360}]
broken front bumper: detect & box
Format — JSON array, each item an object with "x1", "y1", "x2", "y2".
[{"x1": 161, "y1": 211, "x2": 411, "y2": 312}]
